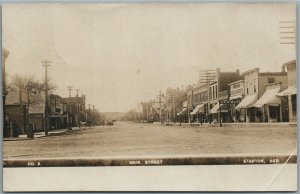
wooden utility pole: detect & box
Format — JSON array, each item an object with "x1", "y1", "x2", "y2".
[
  {"x1": 199, "y1": 69, "x2": 216, "y2": 124},
  {"x1": 173, "y1": 95, "x2": 175, "y2": 124},
  {"x1": 42, "y1": 60, "x2": 51, "y2": 135},
  {"x1": 67, "y1": 86, "x2": 73, "y2": 97},
  {"x1": 159, "y1": 91, "x2": 162, "y2": 123},
  {"x1": 75, "y1": 89, "x2": 81, "y2": 128}
]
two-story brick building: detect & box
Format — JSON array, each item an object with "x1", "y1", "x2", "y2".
[
  {"x1": 187, "y1": 68, "x2": 241, "y2": 123},
  {"x1": 188, "y1": 83, "x2": 208, "y2": 123},
  {"x1": 49, "y1": 94, "x2": 68, "y2": 130},
  {"x1": 228, "y1": 80, "x2": 245, "y2": 122},
  {"x1": 207, "y1": 68, "x2": 242, "y2": 123},
  {"x1": 63, "y1": 95, "x2": 86, "y2": 127}
]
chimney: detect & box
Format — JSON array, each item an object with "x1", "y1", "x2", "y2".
[
  {"x1": 236, "y1": 69, "x2": 240, "y2": 75},
  {"x1": 281, "y1": 65, "x2": 286, "y2": 72}
]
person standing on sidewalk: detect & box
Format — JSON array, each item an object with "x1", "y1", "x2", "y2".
[{"x1": 12, "y1": 120, "x2": 19, "y2": 138}]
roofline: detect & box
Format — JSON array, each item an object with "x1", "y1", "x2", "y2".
[
  {"x1": 241, "y1": 68, "x2": 260, "y2": 76},
  {"x1": 258, "y1": 72, "x2": 287, "y2": 76},
  {"x1": 282, "y1": 59, "x2": 296, "y2": 67},
  {"x1": 228, "y1": 80, "x2": 244, "y2": 86}
]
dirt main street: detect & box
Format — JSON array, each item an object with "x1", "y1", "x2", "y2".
[{"x1": 3, "y1": 121, "x2": 297, "y2": 159}]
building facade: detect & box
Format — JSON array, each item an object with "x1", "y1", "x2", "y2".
[
  {"x1": 5, "y1": 87, "x2": 28, "y2": 135},
  {"x1": 236, "y1": 67, "x2": 288, "y2": 122},
  {"x1": 277, "y1": 60, "x2": 296, "y2": 122},
  {"x1": 63, "y1": 95, "x2": 86, "y2": 128},
  {"x1": 2, "y1": 48, "x2": 10, "y2": 137}
]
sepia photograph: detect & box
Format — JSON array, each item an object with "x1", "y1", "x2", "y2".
[{"x1": 1, "y1": 2, "x2": 297, "y2": 191}]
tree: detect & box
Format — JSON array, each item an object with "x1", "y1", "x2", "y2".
[{"x1": 10, "y1": 73, "x2": 57, "y2": 110}]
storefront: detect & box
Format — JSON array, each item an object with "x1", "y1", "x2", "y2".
[
  {"x1": 210, "y1": 102, "x2": 229, "y2": 123},
  {"x1": 235, "y1": 94, "x2": 258, "y2": 122},
  {"x1": 190, "y1": 104, "x2": 205, "y2": 123},
  {"x1": 253, "y1": 87, "x2": 281, "y2": 122},
  {"x1": 277, "y1": 85, "x2": 297, "y2": 122},
  {"x1": 177, "y1": 108, "x2": 188, "y2": 123}
]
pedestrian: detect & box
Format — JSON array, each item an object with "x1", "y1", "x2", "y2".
[
  {"x1": 27, "y1": 124, "x2": 34, "y2": 139},
  {"x1": 200, "y1": 116, "x2": 203, "y2": 125},
  {"x1": 12, "y1": 120, "x2": 19, "y2": 138},
  {"x1": 256, "y1": 110, "x2": 262, "y2": 122}
]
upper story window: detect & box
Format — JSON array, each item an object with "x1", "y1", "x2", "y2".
[
  {"x1": 268, "y1": 77, "x2": 275, "y2": 84},
  {"x1": 233, "y1": 83, "x2": 240, "y2": 89}
]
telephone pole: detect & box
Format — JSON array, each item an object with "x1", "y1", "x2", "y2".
[
  {"x1": 75, "y1": 89, "x2": 81, "y2": 128},
  {"x1": 173, "y1": 95, "x2": 175, "y2": 124},
  {"x1": 159, "y1": 91, "x2": 162, "y2": 123},
  {"x1": 156, "y1": 91, "x2": 162, "y2": 123},
  {"x1": 67, "y1": 86, "x2": 73, "y2": 97},
  {"x1": 199, "y1": 69, "x2": 216, "y2": 124},
  {"x1": 42, "y1": 60, "x2": 51, "y2": 135}
]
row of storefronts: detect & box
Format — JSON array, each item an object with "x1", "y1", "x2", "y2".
[{"x1": 176, "y1": 60, "x2": 296, "y2": 123}]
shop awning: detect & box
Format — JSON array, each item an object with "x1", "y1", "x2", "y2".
[
  {"x1": 210, "y1": 102, "x2": 228, "y2": 114},
  {"x1": 253, "y1": 87, "x2": 281, "y2": 108},
  {"x1": 190, "y1": 104, "x2": 205, "y2": 115},
  {"x1": 235, "y1": 94, "x2": 258, "y2": 109},
  {"x1": 177, "y1": 108, "x2": 187, "y2": 116},
  {"x1": 277, "y1": 85, "x2": 297, "y2": 96},
  {"x1": 229, "y1": 94, "x2": 243, "y2": 100}
]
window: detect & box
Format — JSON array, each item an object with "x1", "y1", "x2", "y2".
[
  {"x1": 268, "y1": 77, "x2": 275, "y2": 84},
  {"x1": 254, "y1": 79, "x2": 257, "y2": 93},
  {"x1": 233, "y1": 83, "x2": 240, "y2": 89},
  {"x1": 247, "y1": 88, "x2": 249, "y2": 95}
]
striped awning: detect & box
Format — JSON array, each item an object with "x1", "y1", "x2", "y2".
[
  {"x1": 210, "y1": 102, "x2": 228, "y2": 114},
  {"x1": 277, "y1": 85, "x2": 296, "y2": 96},
  {"x1": 177, "y1": 108, "x2": 187, "y2": 116},
  {"x1": 254, "y1": 87, "x2": 281, "y2": 108},
  {"x1": 235, "y1": 94, "x2": 258, "y2": 109},
  {"x1": 190, "y1": 104, "x2": 205, "y2": 115}
]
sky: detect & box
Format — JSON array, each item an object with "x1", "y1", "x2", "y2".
[{"x1": 2, "y1": 3, "x2": 296, "y2": 112}]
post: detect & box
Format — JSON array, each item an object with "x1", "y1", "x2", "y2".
[
  {"x1": 26, "y1": 90, "x2": 30, "y2": 135},
  {"x1": 146, "y1": 103, "x2": 149, "y2": 120},
  {"x1": 219, "y1": 101, "x2": 222, "y2": 127},
  {"x1": 42, "y1": 60, "x2": 51, "y2": 136},
  {"x1": 76, "y1": 89, "x2": 81, "y2": 129},
  {"x1": 159, "y1": 91, "x2": 162, "y2": 123},
  {"x1": 173, "y1": 95, "x2": 175, "y2": 124},
  {"x1": 19, "y1": 87, "x2": 23, "y2": 134},
  {"x1": 67, "y1": 86, "x2": 73, "y2": 97},
  {"x1": 207, "y1": 73, "x2": 211, "y2": 124},
  {"x1": 288, "y1": 95, "x2": 293, "y2": 122}
]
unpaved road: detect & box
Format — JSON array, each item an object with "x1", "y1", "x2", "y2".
[{"x1": 3, "y1": 121, "x2": 297, "y2": 159}]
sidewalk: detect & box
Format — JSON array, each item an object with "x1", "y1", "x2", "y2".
[
  {"x1": 3, "y1": 127, "x2": 85, "y2": 141},
  {"x1": 153, "y1": 121, "x2": 297, "y2": 128}
]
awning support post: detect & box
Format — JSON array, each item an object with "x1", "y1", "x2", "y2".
[{"x1": 219, "y1": 101, "x2": 222, "y2": 127}]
